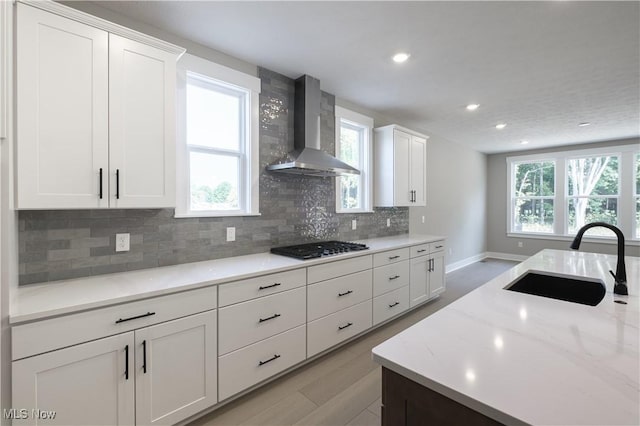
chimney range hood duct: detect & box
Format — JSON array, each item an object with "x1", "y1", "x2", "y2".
[{"x1": 266, "y1": 75, "x2": 360, "y2": 177}]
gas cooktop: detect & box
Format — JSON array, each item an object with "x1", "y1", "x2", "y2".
[{"x1": 270, "y1": 241, "x2": 369, "y2": 260}]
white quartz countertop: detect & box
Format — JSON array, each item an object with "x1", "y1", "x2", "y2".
[
  {"x1": 11, "y1": 234, "x2": 444, "y2": 324},
  {"x1": 372, "y1": 249, "x2": 639, "y2": 426}
]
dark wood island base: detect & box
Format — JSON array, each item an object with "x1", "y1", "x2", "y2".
[{"x1": 381, "y1": 367, "x2": 504, "y2": 426}]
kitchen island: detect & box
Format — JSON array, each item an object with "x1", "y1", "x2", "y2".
[{"x1": 372, "y1": 249, "x2": 639, "y2": 425}]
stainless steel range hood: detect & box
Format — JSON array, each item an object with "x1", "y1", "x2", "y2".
[{"x1": 266, "y1": 75, "x2": 360, "y2": 177}]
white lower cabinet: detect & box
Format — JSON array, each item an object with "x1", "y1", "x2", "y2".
[
  {"x1": 12, "y1": 310, "x2": 217, "y2": 426},
  {"x1": 409, "y1": 241, "x2": 446, "y2": 307},
  {"x1": 429, "y1": 251, "x2": 446, "y2": 298},
  {"x1": 373, "y1": 285, "x2": 410, "y2": 325},
  {"x1": 409, "y1": 255, "x2": 430, "y2": 307},
  {"x1": 13, "y1": 333, "x2": 135, "y2": 426},
  {"x1": 307, "y1": 300, "x2": 373, "y2": 357},
  {"x1": 218, "y1": 325, "x2": 306, "y2": 401}
]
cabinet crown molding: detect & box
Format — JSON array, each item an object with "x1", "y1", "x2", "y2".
[
  {"x1": 17, "y1": 0, "x2": 186, "y2": 57},
  {"x1": 374, "y1": 124, "x2": 429, "y2": 140}
]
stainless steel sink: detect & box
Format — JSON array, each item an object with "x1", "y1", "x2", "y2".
[{"x1": 505, "y1": 272, "x2": 606, "y2": 306}]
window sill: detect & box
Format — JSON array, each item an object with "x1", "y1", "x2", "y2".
[
  {"x1": 507, "y1": 232, "x2": 640, "y2": 246},
  {"x1": 174, "y1": 211, "x2": 262, "y2": 219}
]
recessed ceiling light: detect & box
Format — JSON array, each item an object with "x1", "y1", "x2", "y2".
[
  {"x1": 495, "y1": 123, "x2": 507, "y2": 130},
  {"x1": 466, "y1": 104, "x2": 480, "y2": 111},
  {"x1": 392, "y1": 53, "x2": 410, "y2": 63},
  {"x1": 520, "y1": 140, "x2": 529, "y2": 145},
  {"x1": 578, "y1": 122, "x2": 591, "y2": 127}
]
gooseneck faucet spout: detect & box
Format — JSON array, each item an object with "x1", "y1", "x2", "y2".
[{"x1": 570, "y1": 222, "x2": 628, "y2": 296}]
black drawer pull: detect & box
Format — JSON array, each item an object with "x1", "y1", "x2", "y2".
[
  {"x1": 259, "y1": 313, "x2": 281, "y2": 323},
  {"x1": 115, "y1": 311, "x2": 156, "y2": 324},
  {"x1": 417, "y1": 249, "x2": 427, "y2": 253},
  {"x1": 435, "y1": 245, "x2": 443, "y2": 249},
  {"x1": 338, "y1": 290, "x2": 353, "y2": 297},
  {"x1": 259, "y1": 282, "x2": 282, "y2": 290},
  {"x1": 338, "y1": 322, "x2": 353, "y2": 330},
  {"x1": 389, "y1": 302, "x2": 400, "y2": 308},
  {"x1": 388, "y1": 255, "x2": 400, "y2": 260},
  {"x1": 389, "y1": 275, "x2": 400, "y2": 280},
  {"x1": 258, "y1": 354, "x2": 281, "y2": 366}
]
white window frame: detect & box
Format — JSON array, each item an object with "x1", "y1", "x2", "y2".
[
  {"x1": 335, "y1": 106, "x2": 374, "y2": 213},
  {"x1": 509, "y1": 159, "x2": 556, "y2": 235},
  {"x1": 633, "y1": 152, "x2": 640, "y2": 239},
  {"x1": 507, "y1": 144, "x2": 639, "y2": 244},
  {"x1": 175, "y1": 54, "x2": 260, "y2": 218}
]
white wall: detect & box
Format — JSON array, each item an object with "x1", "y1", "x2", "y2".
[{"x1": 409, "y1": 134, "x2": 488, "y2": 266}]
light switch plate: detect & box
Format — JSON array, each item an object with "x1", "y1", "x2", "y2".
[
  {"x1": 115, "y1": 233, "x2": 130, "y2": 252},
  {"x1": 227, "y1": 227, "x2": 236, "y2": 242}
]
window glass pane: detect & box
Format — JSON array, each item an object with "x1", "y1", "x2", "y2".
[
  {"x1": 636, "y1": 199, "x2": 640, "y2": 239},
  {"x1": 339, "y1": 123, "x2": 362, "y2": 168},
  {"x1": 567, "y1": 156, "x2": 618, "y2": 196},
  {"x1": 568, "y1": 197, "x2": 618, "y2": 234},
  {"x1": 636, "y1": 153, "x2": 640, "y2": 195},
  {"x1": 189, "y1": 151, "x2": 239, "y2": 211},
  {"x1": 513, "y1": 199, "x2": 554, "y2": 233},
  {"x1": 340, "y1": 175, "x2": 361, "y2": 210},
  {"x1": 187, "y1": 76, "x2": 243, "y2": 151},
  {"x1": 514, "y1": 162, "x2": 554, "y2": 197}
]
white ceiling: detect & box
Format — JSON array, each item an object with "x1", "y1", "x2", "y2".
[{"x1": 85, "y1": 1, "x2": 638, "y2": 153}]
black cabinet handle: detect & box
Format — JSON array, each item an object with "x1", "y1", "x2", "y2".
[
  {"x1": 116, "y1": 169, "x2": 120, "y2": 199},
  {"x1": 388, "y1": 255, "x2": 400, "y2": 260},
  {"x1": 417, "y1": 249, "x2": 426, "y2": 253},
  {"x1": 429, "y1": 259, "x2": 434, "y2": 272},
  {"x1": 435, "y1": 245, "x2": 443, "y2": 249},
  {"x1": 338, "y1": 322, "x2": 353, "y2": 330},
  {"x1": 142, "y1": 340, "x2": 147, "y2": 374},
  {"x1": 389, "y1": 275, "x2": 400, "y2": 281},
  {"x1": 115, "y1": 311, "x2": 156, "y2": 324},
  {"x1": 124, "y1": 345, "x2": 129, "y2": 380},
  {"x1": 99, "y1": 168, "x2": 103, "y2": 199},
  {"x1": 389, "y1": 302, "x2": 400, "y2": 308},
  {"x1": 259, "y1": 282, "x2": 281, "y2": 290},
  {"x1": 338, "y1": 290, "x2": 353, "y2": 297},
  {"x1": 258, "y1": 354, "x2": 281, "y2": 366},
  {"x1": 259, "y1": 313, "x2": 281, "y2": 323}
]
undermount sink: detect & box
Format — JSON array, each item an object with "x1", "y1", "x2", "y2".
[{"x1": 505, "y1": 272, "x2": 606, "y2": 306}]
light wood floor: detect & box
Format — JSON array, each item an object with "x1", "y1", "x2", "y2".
[{"x1": 188, "y1": 259, "x2": 518, "y2": 426}]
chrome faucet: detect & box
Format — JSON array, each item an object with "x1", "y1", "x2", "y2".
[{"x1": 570, "y1": 222, "x2": 628, "y2": 296}]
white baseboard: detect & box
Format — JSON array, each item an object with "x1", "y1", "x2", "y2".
[
  {"x1": 445, "y1": 252, "x2": 527, "y2": 274},
  {"x1": 485, "y1": 252, "x2": 529, "y2": 262},
  {"x1": 445, "y1": 253, "x2": 487, "y2": 274}
]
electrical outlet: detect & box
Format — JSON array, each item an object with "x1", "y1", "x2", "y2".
[
  {"x1": 115, "y1": 233, "x2": 130, "y2": 252},
  {"x1": 421, "y1": 216, "x2": 425, "y2": 224},
  {"x1": 518, "y1": 241, "x2": 524, "y2": 248},
  {"x1": 386, "y1": 218, "x2": 391, "y2": 227},
  {"x1": 227, "y1": 227, "x2": 236, "y2": 242},
  {"x1": 351, "y1": 219, "x2": 357, "y2": 230}
]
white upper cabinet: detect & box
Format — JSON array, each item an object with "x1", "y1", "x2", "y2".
[
  {"x1": 374, "y1": 125, "x2": 428, "y2": 207},
  {"x1": 15, "y1": 2, "x2": 184, "y2": 209}
]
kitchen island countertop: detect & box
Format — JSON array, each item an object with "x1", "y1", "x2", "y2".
[
  {"x1": 372, "y1": 249, "x2": 639, "y2": 425},
  {"x1": 11, "y1": 233, "x2": 444, "y2": 324}
]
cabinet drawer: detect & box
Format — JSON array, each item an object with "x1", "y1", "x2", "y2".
[
  {"x1": 373, "y1": 260, "x2": 410, "y2": 297},
  {"x1": 307, "y1": 300, "x2": 372, "y2": 357},
  {"x1": 218, "y1": 268, "x2": 306, "y2": 307},
  {"x1": 410, "y1": 244, "x2": 430, "y2": 258},
  {"x1": 218, "y1": 287, "x2": 306, "y2": 355},
  {"x1": 218, "y1": 325, "x2": 306, "y2": 401},
  {"x1": 12, "y1": 286, "x2": 217, "y2": 360},
  {"x1": 373, "y1": 248, "x2": 410, "y2": 267},
  {"x1": 373, "y1": 285, "x2": 410, "y2": 326},
  {"x1": 430, "y1": 241, "x2": 445, "y2": 253},
  {"x1": 308, "y1": 255, "x2": 372, "y2": 284},
  {"x1": 307, "y1": 270, "x2": 372, "y2": 321}
]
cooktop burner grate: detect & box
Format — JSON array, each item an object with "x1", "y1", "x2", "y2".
[{"x1": 270, "y1": 241, "x2": 369, "y2": 260}]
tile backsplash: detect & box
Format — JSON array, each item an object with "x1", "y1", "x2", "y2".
[{"x1": 18, "y1": 67, "x2": 408, "y2": 285}]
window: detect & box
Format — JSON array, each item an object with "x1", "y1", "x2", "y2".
[
  {"x1": 511, "y1": 161, "x2": 555, "y2": 233},
  {"x1": 176, "y1": 54, "x2": 260, "y2": 217},
  {"x1": 335, "y1": 106, "x2": 373, "y2": 213},
  {"x1": 507, "y1": 145, "x2": 639, "y2": 242},
  {"x1": 567, "y1": 155, "x2": 619, "y2": 235}
]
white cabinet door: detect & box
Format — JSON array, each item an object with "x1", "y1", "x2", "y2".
[
  {"x1": 392, "y1": 129, "x2": 411, "y2": 206},
  {"x1": 109, "y1": 34, "x2": 176, "y2": 208},
  {"x1": 410, "y1": 135, "x2": 427, "y2": 206},
  {"x1": 135, "y1": 310, "x2": 217, "y2": 425},
  {"x1": 16, "y1": 3, "x2": 109, "y2": 209},
  {"x1": 409, "y1": 255, "x2": 429, "y2": 307},
  {"x1": 429, "y1": 251, "x2": 446, "y2": 298},
  {"x1": 12, "y1": 333, "x2": 134, "y2": 426}
]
